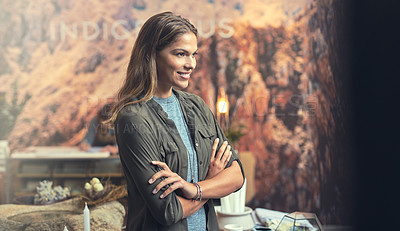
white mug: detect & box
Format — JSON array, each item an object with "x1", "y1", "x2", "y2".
[{"x1": 224, "y1": 224, "x2": 243, "y2": 231}]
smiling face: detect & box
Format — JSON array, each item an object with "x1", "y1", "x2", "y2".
[{"x1": 155, "y1": 32, "x2": 198, "y2": 98}]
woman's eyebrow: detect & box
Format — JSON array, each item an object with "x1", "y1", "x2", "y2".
[{"x1": 171, "y1": 48, "x2": 198, "y2": 54}]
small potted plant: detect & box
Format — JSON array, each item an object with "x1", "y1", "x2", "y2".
[{"x1": 224, "y1": 123, "x2": 246, "y2": 150}]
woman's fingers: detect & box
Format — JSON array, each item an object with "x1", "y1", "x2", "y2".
[
  {"x1": 215, "y1": 141, "x2": 230, "y2": 161},
  {"x1": 210, "y1": 138, "x2": 219, "y2": 161},
  {"x1": 151, "y1": 174, "x2": 183, "y2": 196},
  {"x1": 148, "y1": 170, "x2": 168, "y2": 184},
  {"x1": 148, "y1": 161, "x2": 172, "y2": 184},
  {"x1": 151, "y1": 161, "x2": 171, "y2": 171},
  {"x1": 206, "y1": 140, "x2": 233, "y2": 179},
  {"x1": 158, "y1": 179, "x2": 186, "y2": 198},
  {"x1": 147, "y1": 161, "x2": 188, "y2": 198},
  {"x1": 223, "y1": 151, "x2": 232, "y2": 166}
]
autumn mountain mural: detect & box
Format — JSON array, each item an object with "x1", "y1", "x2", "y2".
[{"x1": 0, "y1": 0, "x2": 354, "y2": 224}]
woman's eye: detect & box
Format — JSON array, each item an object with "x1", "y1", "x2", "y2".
[{"x1": 177, "y1": 53, "x2": 185, "y2": 57}]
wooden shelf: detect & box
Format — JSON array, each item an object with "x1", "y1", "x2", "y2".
[
  {"x1": 16, "y1": 173, "x2": 52, "y2": 178},
  {"x1": 53, "y1": 173, "x2": 87, "y2": 178},
  {"x1": 7, "y1": 154, "x2": 125, "y2": 203},
  {"x1": 88, "y1": 173, "x2": 124, "y2": 177}
]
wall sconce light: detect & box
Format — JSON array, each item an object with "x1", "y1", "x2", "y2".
[
  {"x1": 216, "y1": 87, "x2": 229, "y2": 131},
  {"x1": 218, "y1": 98, "x2": 228, "y2": 114}
]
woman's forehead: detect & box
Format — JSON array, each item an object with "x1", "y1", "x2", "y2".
[{"x1": 164, "y1": 33, "x2": 198, "y2": 52}]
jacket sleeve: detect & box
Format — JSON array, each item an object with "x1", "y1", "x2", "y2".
[
  {"x1": 115, "y1": 111, "x2": 183, "y2": 226},
  {"x1": 197, "y1": 96, "x2": 246, "y2": 184},
  {"x1": 211, "y1": 109, "x2": 246, "y2": 183}
]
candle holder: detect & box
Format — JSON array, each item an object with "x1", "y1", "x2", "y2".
[{"x1": 215, "y1": 206, "x2": 255, "y2": 230}]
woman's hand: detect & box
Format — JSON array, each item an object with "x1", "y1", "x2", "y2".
[
  {"x1": 148, "y1": 161, "x2": 197, "y2": 199},
  {"x1": 206, "y1": 138, "x2": 232, "y2": 179}
]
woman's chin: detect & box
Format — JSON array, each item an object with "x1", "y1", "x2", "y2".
[{"x1": 174, "y1": 82, "x2": 189, "y2": 90}]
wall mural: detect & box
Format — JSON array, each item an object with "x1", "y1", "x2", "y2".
[{"x1": 0, "y1": 0, "x2": 354, "y2": 225}]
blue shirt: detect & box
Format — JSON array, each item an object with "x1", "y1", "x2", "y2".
[{"x1": 153, "y1": 94, "x2": 206, "y2": 231}]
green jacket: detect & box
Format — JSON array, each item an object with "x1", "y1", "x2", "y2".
[{"x1": 115, "y1": 89, "x2": 244, "y2": 231}]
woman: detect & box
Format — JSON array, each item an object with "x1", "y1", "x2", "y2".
[{"x1": 109, "y1": 12, "x2": 245, "y2": 230}]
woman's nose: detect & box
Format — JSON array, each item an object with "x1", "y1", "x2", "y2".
[{"x1": 184, "y1": 56, "x2": 196, "y2": 70}]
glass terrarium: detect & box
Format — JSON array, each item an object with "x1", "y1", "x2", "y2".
[{"x1": 275, "y1": 212, "x2": 323, "y2": 231}]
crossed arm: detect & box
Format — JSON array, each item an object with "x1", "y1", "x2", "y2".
[
  {"x1": 149, "y1": 138, "x2": 244, "y2": 218},
  {"x1": 176, "y1": 161, "x2": 243, "y2": 218},
  {"x1": 116, "y1": 112, "x2": 244, "y2": 224}
]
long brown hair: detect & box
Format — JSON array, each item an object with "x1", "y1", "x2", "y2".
[{"x1": 106, "y1": 12, "x2": 198, "y2": 123}]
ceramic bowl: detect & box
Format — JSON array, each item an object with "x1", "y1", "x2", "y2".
[{"x1": 215, "y1": 206, "x2": 255, "y2": 230}]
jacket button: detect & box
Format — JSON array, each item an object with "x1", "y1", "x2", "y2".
[
  {"x1": 195, "y1": 143, "x2": 199, "y2": 147},
  {"x1": 200, "y1": 161, "x2": 203, "y2": 165}
]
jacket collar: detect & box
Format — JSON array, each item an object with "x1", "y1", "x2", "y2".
[
  {"x1": 174, "y1": 88, "x2": 195, "y2": 107},
  {"x1": 147, "y1": 89, "x2": 196, "y2": 132}
]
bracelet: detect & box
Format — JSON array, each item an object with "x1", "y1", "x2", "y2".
[
  {"x1": 192, "y1": 183, "x2": 199, "y2": 201},
  {"x1": 198, "y1": 183, "x2": 202, "y2": 201},
  {"x1": 192, "y1": 182, "x2": 202, "y2": 201}
]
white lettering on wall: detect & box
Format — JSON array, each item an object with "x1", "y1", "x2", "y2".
[
  {"x1": 50, "y1": 18, "x2": 235, "y2": 41},
  {"x1": 60, "y1": 22, "x2": 78, "y2": 40},
  {"x1": 111, "y1": 20, "x2": 131, "y2": 40},
  {"x1": 197, "y1": 20, "x2": 216, "y2": 39},
  {"x1": 218, "y1": 18, "x2": 235, "y2": 38},
  {"x1": 82, "y1": 21, "x2": 100, "y2": 41}
]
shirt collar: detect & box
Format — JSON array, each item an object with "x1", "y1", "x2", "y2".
[{"x1": 147, "y1": 89, "x2": 195, "y2": 123}]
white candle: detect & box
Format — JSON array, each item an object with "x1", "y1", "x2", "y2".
[
  {"x1": 239, "y1": 178, "x2": 247, "y2": 212},
  {"x1": 63, "y1": 226, "x2": 69, "y2": 231},
  {"x1": 84, "y1": 202, "x2": 90, "y2": 231},
  {"x1": 221, "y1": 196, "x2": 231, "y2": 213},
  {"x1": 232, "y1": 191, "x2": 239, "y2": 213}
]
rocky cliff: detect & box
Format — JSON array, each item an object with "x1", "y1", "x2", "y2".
[{"x1": 0, "y1": 0, "x2": 353, "y2": 224}]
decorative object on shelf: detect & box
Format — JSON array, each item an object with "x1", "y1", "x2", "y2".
[
  {"x1": 85, "y1": 178, "x2": 104, "y2": 193},
  {"x1": 80, "y1": 177, "x2": 127, "y2": 206},
  {"x1": 275, "y1": 212, "x2": 323, "y2": 231},
  {"x1": 33, "y1": 180, "x2": 70, "y2": 205},
  {"x1": 83, "y1": 177, "x2": 109, "y2": 201}
]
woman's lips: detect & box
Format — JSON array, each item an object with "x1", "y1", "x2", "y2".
[{"x1": 178, "y1": 72, "x2": 190, "y2": 79}]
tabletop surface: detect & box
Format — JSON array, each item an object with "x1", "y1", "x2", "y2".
[{"x1": 10, "y1": 146, "x2": 111, "y2": 159}]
